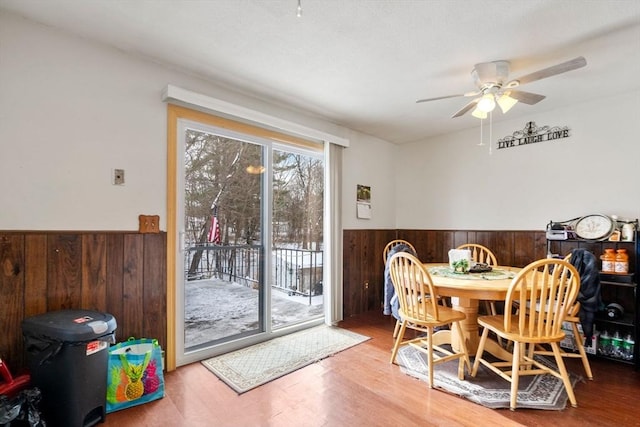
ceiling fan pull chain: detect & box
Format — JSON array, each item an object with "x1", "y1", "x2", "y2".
[
  {"x1": 478, "y1": 116, "x2": 485, "y2": 146},
  {"x1": 489, "y1": 111, "x2": 493, "y2": 155}
]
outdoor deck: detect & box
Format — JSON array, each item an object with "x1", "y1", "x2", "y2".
[{"x1": 184, "y1": 278, "x2": 323, "y2": 348}]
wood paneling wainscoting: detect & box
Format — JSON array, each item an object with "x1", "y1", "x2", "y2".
[
  {"x1": 343, "y1": 229, "x2": 547, "y2": 318},
  {"x1": 0, "y1": 231, "x2": 166, "y2": 373},
  {"x1": 3, "y1": 228, "x2": 544, "y2": 372}
]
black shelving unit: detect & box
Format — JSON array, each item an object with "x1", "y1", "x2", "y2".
[{"x1": 546, "y1": 218, "x2": 638, "y2": 369}]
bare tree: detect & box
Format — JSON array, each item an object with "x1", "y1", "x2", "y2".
[
  {"x1": 272, "y1": 152, "x2": 323, "y2": 249},
  {"x1": 184, "y1": 132, "x2": 324, "y2": 278},
  {"x1": 184, "y1": 131, "x2": 259, "y2": 276}
]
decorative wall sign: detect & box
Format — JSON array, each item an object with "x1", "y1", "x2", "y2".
[{"x1": 497, "y1": 121, "x2": 570, "y2": 150}]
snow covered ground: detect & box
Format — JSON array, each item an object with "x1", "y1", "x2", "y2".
[{"x1": 184, "y1": 278, "x2": 323, "y2": 348}]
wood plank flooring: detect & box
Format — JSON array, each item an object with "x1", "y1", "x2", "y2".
[{"x1": 103, "y1": 310, "x2": 640, "y2": 426}]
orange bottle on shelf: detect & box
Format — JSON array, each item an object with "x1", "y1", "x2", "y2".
[
  {"x1": 615, "y1": 249, "x2": 629, "y2": 274},
  {"x1": 601, "y1": 248, "x2": 616, "y2": 273}
]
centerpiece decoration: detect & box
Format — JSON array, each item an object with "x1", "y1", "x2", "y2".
[{"x1": 448, "y1": 249, "x2": 472, "y2": 274}]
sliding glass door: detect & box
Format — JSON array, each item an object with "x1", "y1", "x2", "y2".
[{"x1": 173, "y1": 114, "x2": 324, "y2": 366}]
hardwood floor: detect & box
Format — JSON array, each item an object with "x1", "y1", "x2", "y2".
[{"x1": 103, "y1": 311, "x2": 640, "y2": 427}]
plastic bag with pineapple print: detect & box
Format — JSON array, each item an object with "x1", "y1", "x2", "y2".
[{"x1": 106, "y1": 337, "x2": 165, "y2": 413}]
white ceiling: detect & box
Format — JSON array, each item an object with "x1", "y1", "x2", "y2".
[{"x1": 2, "y1": 0, "x2": 639, "y2": 144}]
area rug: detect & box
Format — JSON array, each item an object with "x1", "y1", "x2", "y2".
[
  {"x1": 202, "y1": 325, "x2": 369, "y2": 393},
  {"x1": 396, "y1": 345, "x2": 583, "y2": 410}
]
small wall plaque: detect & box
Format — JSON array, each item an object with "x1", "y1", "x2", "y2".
[{"x1": 138, "y1": 215, "x2": 160, "y2": 233}]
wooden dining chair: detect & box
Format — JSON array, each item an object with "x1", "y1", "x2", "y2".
[
  {"x1": 383, "y1": 239, "x2": 416, "y2": 264},
  {"x1": 456, "y1": 244, "x2": 499, "y2": 315},
  {"x1": 388, "y1": 252, "x2": 471, "y2": 388},
  {"x1": 383, "y1": 239, "x2": 417, "y2": 338},
  {"x1": 471, "y1": 258, "x2": 580, "y2": 410},
  {"x1": 532, "y1": 251, "x2": 595, "y2": 380}
]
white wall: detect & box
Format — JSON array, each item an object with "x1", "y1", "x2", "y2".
[
  {"x1": 340, "y1": 130, "x2": 397, "y2": 229},
  {"x1": 395, "y1": 91, "x2": 640, "y2": 229},
  {"x1": 5, "y1": 12, "x2": 635, "y2": 234},
  {"x1": 0, "y1": 12, "x2": 396, "y2": 231}
]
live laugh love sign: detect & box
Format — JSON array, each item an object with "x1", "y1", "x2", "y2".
[{"x1": 497, "y1": 121, "x2": 570, "y2": 150}]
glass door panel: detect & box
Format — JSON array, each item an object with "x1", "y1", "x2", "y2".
[
  {"x1": 182, "y1": 128, "x2": 265, "y2": 351},
  {"x1": 271, "y1": 148, "x2": 324, "y2": 329}
]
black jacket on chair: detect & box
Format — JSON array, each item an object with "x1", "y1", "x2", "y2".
[{"x1": 569, "y1": 248, "x2": 602, "y2": 345}]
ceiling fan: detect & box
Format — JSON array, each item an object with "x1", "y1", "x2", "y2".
[{"x1": 416, "y1": 56, "x2": 587, "y2": 119}]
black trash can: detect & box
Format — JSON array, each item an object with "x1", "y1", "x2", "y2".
[{"x1": 22, "y1": 309, "x2": 117, "y2": 427}]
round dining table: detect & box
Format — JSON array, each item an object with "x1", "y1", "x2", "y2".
[{"x1": 424, "y1": 263, "x2": 522, "y2": 360}]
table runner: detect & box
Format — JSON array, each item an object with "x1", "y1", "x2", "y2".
[{"x1": 428, "y1": 266, "x2": 515, "y2": 280}]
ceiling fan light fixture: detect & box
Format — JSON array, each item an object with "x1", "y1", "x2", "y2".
[
  {"x1": 476, "y1": 93, "x2": 496, "y2": 113},
  {"x1": 416, "y1": 56, "x2": 586, "y2": 121},
  {"x1": 497, "y1": 92, "x2": 518, "y2": 114},
  {"x1": 471, "y1": 107, "x2": 487, "y2": 119}
]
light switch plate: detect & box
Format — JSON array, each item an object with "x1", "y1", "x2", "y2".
[{"x1": 113, "y1": 169, "x2": 125, "y2": 185}]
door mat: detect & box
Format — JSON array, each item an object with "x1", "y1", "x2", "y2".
[{"x1": 202, "y1": 325, "x2": 369, "y2": 393}]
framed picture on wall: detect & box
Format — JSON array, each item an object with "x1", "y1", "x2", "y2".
[{"x1": 356, "y1": 184, "x2": 371, "y2": 219}]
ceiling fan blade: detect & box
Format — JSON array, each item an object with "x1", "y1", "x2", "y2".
[
  {"x1": 451, "y1": 98, "x2": 479, "y2": 118},
  {"x1": 416, "y1": 94, "x2": 464, "y2": 103},
  {"x1": 507, "y1": 90, "x2": 546, "y2": 105},
  {"x1": 416, "y1": 90, "x2": 481, "y2": 104},
  {"x1": 507, "y1": 56, "x2": 587, "y2": 87},
  {"x1": 509, "y1": 90, "x2": 546, "y2": 105}
]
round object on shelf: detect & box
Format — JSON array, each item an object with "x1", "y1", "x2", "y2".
[
  {"x1": 574, "y1": 214, "x2": 615, "y2": 240},
  {"x1": 606, "y1": 303, "x2": 625, "y2": 319}
]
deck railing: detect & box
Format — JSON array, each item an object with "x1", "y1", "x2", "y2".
[{"x1": 184, "y1": 244, "x2": 323, "y2": 303}]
